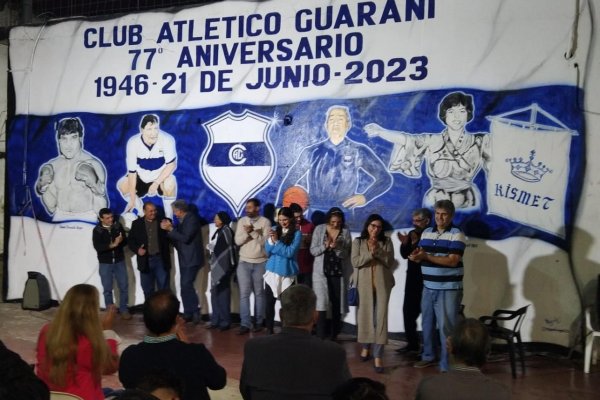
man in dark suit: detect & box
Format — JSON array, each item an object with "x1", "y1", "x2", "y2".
[
  {"x1": 119, "y1": 290, "x2": 226, "y2": 400},
  {"x1": 240, "y1": 285, "x2": 351, "y2": 399},
  {"x1": 160, "y1": 199, "x2": 204, "y2": 323},
  {"x1": 128, "y1": 201, "x2": 171, "y2": 300}
]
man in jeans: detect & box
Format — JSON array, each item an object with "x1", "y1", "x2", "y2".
[
  {"x1": 235, "y1": 198, "x2": 271, "y2": 335},
  {"x1": 410, "y1": 200, "x2": 466, "y2": 372},
  {"x1": 92, "y1": 207, "x2": 131, "y2": 319}
]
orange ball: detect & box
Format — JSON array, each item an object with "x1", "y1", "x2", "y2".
[{"x1": 282, "y1": 186, "x2": 310, "y2": 210}]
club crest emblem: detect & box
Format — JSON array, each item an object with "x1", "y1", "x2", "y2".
[{"x1": 200, "y1": 110, "x2": 275, "y2": 215}]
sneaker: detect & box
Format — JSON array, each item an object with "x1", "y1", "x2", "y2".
[
  {"x1": 414, "y1": 360, "x2": 436, "y2": 368},
  {"x1": 120, "y1": 311, "x2": 132, "y2": 320},
  {"x1": 237, "y1": 326, "x2": 250, "y2": 335}
]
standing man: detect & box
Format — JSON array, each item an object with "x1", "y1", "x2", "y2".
[
  {"x1": 92, "y1": 208, "x2": 131, "y2": 320},
  {"x1": 290, "y1": 202, "x2": 314, "y2": 287},
  {"x1": 410, "y1": 200, "x2": 465, "y2": 372},
  {"x1": 119, "y1": 290, "x2": 226, "y2": 400},
  {"x1": 118, "y1": 114, "x2": 177, "y2": 218},
  {"x1": 397, "y1": 208, "x2": 432, "y2": 354},
  {"x1": 160, "y1": 200, "x2": 203, "y2": 324},
  {"x1": 36, "y1": 117, "x2": 108, "y2": 222},
  {"x1": 234, "y1": 198, "x2": 271, "y2": 335},
  {"x1": 240, "y1": 285, "x2": 351, "y2": 399},
  {"x1": 128, "y1": 201, "x2": 171, "y2": 299}
]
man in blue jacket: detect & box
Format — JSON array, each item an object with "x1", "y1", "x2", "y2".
[{"x1": 161, "y1": 199, "x2": 204, "y2": 324}]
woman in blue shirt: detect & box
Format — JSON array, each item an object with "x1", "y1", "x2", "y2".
[{"x1": 264, "y1": 207, "x2": 302, "y2": 334}]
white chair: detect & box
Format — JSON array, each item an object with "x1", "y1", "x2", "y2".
[
  {"x1": 50, "y1": 391, "x2": 84, "y2": 400},
  {"x1": 584, "y1": 306, "x2": 600, "y2": 373}
]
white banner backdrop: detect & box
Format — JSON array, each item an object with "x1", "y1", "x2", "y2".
[{"x1": 6, "y1": 0, "x2": 592, "y2": 343}]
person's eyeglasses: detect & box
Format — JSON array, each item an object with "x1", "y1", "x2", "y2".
[
  {"x1": 413, "y1": 218, "x2": 426, "y2": 223},
  {"x1": 369, "y1": 223, "x2": 383, "y2": 229}
]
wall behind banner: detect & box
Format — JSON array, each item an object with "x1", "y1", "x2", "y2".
[{"x1": 1, "y1": 0, "x2": 599, "y2": 350}]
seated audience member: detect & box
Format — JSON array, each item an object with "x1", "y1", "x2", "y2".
[
  {"x1": 0, "y1": 340, "x2": 50, "y2": 400},
  {"x1": 119, "y1": 290, "x2": 226, "y2": 400},
  {"x1": 112, "y1": 389, "x2": 160, "y2": 400},
  {"x1": 415, "y1": 318, "x2": 511, "y2": 400},
  {"x1": 332, "y1": 377, "x2": 389, "y2": 400},
  {"x1": 36, "y1": 284, "x2": 119, "y2": 399},
  {"x1": 136, "y1": 370, "x2": 183, "y2": 400},
  {"x1": 240, "y1": 284, "x2": 351, "y2": 399}
]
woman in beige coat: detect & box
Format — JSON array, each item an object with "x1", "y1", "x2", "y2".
[{"x1": 351, "y1": 214, "x2": 395, "y2": 373}]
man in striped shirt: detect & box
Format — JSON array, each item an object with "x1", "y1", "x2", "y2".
[{"x1": 409, "y1": 200, "x2": 466, "y2": 372}]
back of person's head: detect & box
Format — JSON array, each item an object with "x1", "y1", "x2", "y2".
[
  {"x1": 136, "y1": 370, "x2": 183, "y2": 400},
  {"x1": 143, "y1": 290, "x2": 180, "y2": 335},
  {"x1": 332, "y1": 377, "x2": 389, "y2": 400},
  {"x1": 45, "y1": 284, "x2": 109, "y2": 386},
  {"x1": 0, "y1": 341, "x2": 50, "y2": 400},
  {"x1": 57, "y1": 284, "x2": 102, "y2": 332},
  {"x1": 280, "y1": 285, "x2": 316, "y2": 327},
  {"x1": 449, "y1": 318, "x2": 491, "y2": 367},
  {"x1": 112, "y1": 389, "x2": 160, "y2": 400}
]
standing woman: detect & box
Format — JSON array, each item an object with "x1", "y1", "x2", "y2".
[
  {"x1": 36, "y1": 284, "x2": 120, "y2": 399},
  {"x1": 311, "y1": 207, "x2": 352, "y2": 340},
  {"x1": 264, "y1": 207, "x2": 302, "y2": 334},
  {"x1": 351, "y1": 214, "x2": 395, "y2": 373},
  {"x1": 207, "y1": 211, "x2": 237, "y2": 331}
]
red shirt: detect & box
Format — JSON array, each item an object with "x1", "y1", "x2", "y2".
[
  {"x1": 36, "y1": 324, "x2": 118, "y2": 400},
  {"x1": 297, "y1": 218, "x2": 315, "y2": 274}
]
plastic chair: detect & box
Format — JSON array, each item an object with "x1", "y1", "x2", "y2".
[
  {"x1": 585, "y1": 306, "x2": 600, "y2": 373},
  {"x1": 50, "y1": 391, "x2": 84, "y2": 400},
  {"x1": 479, "y1": 304, "x2": 529, "y2": 378}
]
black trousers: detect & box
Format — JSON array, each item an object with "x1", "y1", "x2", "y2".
[
  {"x1": 265, "y1": 284, "x2": 277, "y2": 333},
  {"x1": 403, "y1": 264, "x2": 424, "y2": 348},
  {"x1": 316, "y1": 275, "x2": 342, "y2": 339}
]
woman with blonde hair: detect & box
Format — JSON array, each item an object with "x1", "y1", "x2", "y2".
[{"x1": 36, "y1": 283, "x2": 120, "y2": 399}]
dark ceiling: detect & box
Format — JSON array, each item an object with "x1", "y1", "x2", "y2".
[{"x1": 6, "y1": 0, "x2": 224, "y2": 23}]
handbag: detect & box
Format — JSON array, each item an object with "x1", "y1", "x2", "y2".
[
  {"x1": 323, "y1": 248, "x2": 343, "y2": 277},
  {"x1": 347, "y1": 283, "x2": 359, "y2": 307}
]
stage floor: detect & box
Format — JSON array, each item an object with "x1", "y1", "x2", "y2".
[{"x1": 1, "y1": 302, "x2": 598, "y2": 399}]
